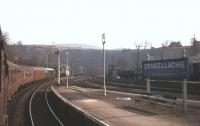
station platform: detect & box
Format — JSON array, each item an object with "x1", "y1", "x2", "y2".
[{"x1": 52, "y1": 86, "x2": 200, "y2": 126}]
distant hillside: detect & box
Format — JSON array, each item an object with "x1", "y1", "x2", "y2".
[
  {"x1": 4, "y1": 42, "x2": 200, "y2": 76},
  {"x1": 26, "y1": 43, "x2": 100, "y2": 49},
  {"x1": 55, "y1": 43, "x2": 100, "y2": 49}
]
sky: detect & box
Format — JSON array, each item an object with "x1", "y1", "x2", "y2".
[{"x1": 1, "y1": 0, "x2": 200, "y2": 49}]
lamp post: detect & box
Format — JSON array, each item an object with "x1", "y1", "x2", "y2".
[
  {"x1": 136, "y1": 45, "x2": 141, "y2": 74},
  {"x1": 66, "y1": 51, "x2": 69, "y2": 88},
  {"x1": 102, "y1": 33, "x2": 106, "y2": 96}
]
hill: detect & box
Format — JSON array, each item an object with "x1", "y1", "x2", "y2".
[{"x1": 4, "y1": 42, "x2": 200, "y2": 76}]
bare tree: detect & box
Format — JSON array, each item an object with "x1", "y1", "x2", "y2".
[
  {"x1": 2, "y1": 32, "x2": 10, "y2": 44},
  {"x1": 162, "y1": 40, "x2": 170, "y2": 47},
  {"x1": 168, "y1": 41, "x2": 182, "y2": 48},
  {"x1": 16, "y1": 41, "x2": 23, "y2": 46},
  {"x1": 116, "y1": 57, "x2": 128, "y2": 70},
  {"x1": 190, "y1": 36, "x2": 200, "y2": 55},
  {"x1": 144, "y1": 40, "x2": 151, "y2": 49},
  {"x1": 135, "y1": 43, "x2": 142, "y2": 73}
]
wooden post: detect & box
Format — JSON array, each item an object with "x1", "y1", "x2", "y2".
[
  {"x1": 58, "y1": 52, "x2": 60, "y2": 85},
  {"x1": 146, "y1": 53, "x2": 150, "y2": 95},
  {"x1": 182, "y1": 79, "x2": 187, "y2": 113},
  {"x1": 147, "y1": 78, "x2": 150, "y2": 94}
]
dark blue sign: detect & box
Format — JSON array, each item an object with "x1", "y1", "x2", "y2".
[{"x1": 142, "y1": 58, "x2": 189, "y2": 80}]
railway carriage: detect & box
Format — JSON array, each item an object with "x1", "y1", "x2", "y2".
[
  {"x1": 44, "y1": 68, "x2": 56, "y2": 80},
  {"x1": 33, "y1": 67, "x2": 46, "y2": 81},
  {"x1": 1, "y1": 27, "x2": 57, "y2": 125},
  {"x1": 0, "y1": 28, "x2": 8, "y2": 124},
  {"x1": 7, "y1": 62, "x2": 22, "y2": 99},
  {"x1": 20, "y1": 66, "x2": 34, "y2": 86},
  {"x1": 189, "y1": 62, "x2": 200, "y2": 81},
  {"x1": 0, "y1": 60, "x2": 55, "y2": 125}
]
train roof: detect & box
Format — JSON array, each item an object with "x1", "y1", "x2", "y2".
[
  {"x1": 7, "y1": 61, "x2": 20, "y2": 68},
  {"x1": 44, "y1": 68, "x2": 55, "y2": 71},
  {"x1": 32, "y1": 67, "x2": 45, "y2": 70},
  {"x1": 7, "y1": 61, "x2": 47, "y2": 70}
]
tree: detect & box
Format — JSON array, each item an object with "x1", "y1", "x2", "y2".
[
  {"x1": 17, "y1": 41, "x2": 23, "y2": 46},
  {"x1": 144, "y1": 41, "x2": 151, "y2": 49},
  {"x1": 2, "y1": 32, "x2": 10, "y2": 44},
  {"x1": 168, "y1": 41, "x2": 182, "y2": 48},
  {"x1": 162, "y1": 40, "x2": 170, "y2": 47},
  {"x1": 116, "y1": 57, "x2": 128, "y2": 70},
  {"x1": 190, "y1": 36, "x2": 200, "y2": 55},
  {"x1": 135, "y1": 43, "x2": 142, "y2": 73}
]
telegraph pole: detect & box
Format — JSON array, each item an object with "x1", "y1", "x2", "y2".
[
  {"x1": 66, "y1": 51, "x2": 69, "y2": 88},
  {"x1": 57, "y1": 50, "x2": 60, "y2": 85},
  {"x1": 136, "y1": 44, "x2": 141, "y2": 74}
]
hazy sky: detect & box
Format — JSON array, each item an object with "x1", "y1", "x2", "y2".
[{"x1": 1, "y1": 0, "x2": 200, "y2": 49}]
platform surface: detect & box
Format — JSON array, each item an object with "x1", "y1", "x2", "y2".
[{"x1": 53, "y1": 86, "x2": 200, "y2": 126}]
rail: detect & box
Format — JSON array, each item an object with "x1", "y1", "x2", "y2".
[
  {"x1": 29, "y1": 84, "x2": 63, "y2": 126},
  {"x1": 29, "y1": 85, "x2": 45, "y2": 126},
  {"x1": 45, "y1": 87, "x2": 64, "y2": 126}
]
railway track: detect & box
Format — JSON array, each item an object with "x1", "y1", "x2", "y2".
[
  {"x1": 94, "y1": 78, "x2": 200, "y2": 95},
  {"x1": 73, "y1": 77, "x2": 200, "y2": 99},
  {"x1": 29, "y1": 85, "x2": 64, "y2": 126},
  {"x1": 7, "y1": 82, "x2": 46, "y2": 126},
  {"x1": 7, "y1": 76, "x2": 94, "y2": 126}
]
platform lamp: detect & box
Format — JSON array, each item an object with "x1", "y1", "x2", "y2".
[{"x1": 102, "y1": 33, "x2": 106, "y2": 96}]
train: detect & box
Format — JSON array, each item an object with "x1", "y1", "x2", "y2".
[
  {"x1": 0, "y1": 61, "x2": 55, "y2": 125},
  {"x1": 189, "y1": 62, "x2": 200, "y2": 81}
]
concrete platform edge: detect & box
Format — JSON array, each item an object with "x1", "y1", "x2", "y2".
[{"x1": 51, "y1": 86, "x2": 110, "y2": 126}]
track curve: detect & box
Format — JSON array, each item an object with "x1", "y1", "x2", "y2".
[{"x1": 29, "y1": 85, "x2": 63, "y2": 126}]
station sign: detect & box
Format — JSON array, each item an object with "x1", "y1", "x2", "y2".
[{"x1": 142, "y1": 58, "x2": 189, "y2": 80}]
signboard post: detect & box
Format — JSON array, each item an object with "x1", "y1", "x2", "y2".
[
  {"x1": 146, "y1": 54, "x2": 150, "y2": 94},
  {"x1": 146, "y1": 78, "x2": 150, "y2": 94},
  {"x1": 183, "y1": 79, "x2": 187, "y2": 113},
  {"x1": 143, "y1": 58, "x2": 189, "y2": 113}
]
